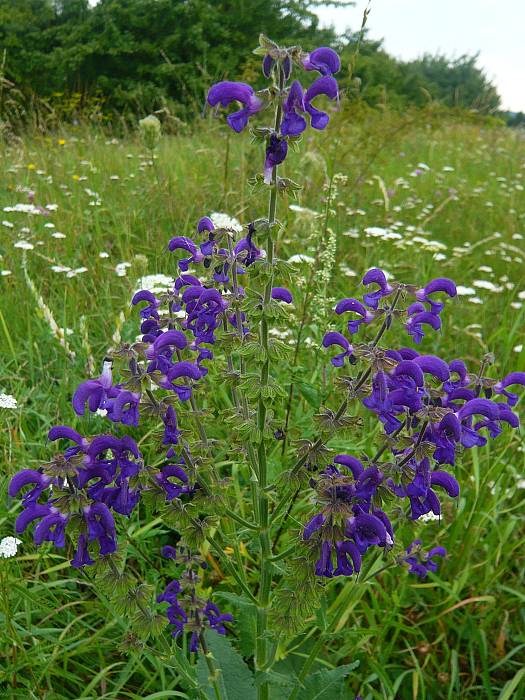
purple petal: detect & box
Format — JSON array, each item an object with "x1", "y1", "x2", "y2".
[
  {"x1": 271, "y1": 287, "x2": 293, "y2": 304},
  {"x1": 430, "y1": 471, "x2": 459, "y2": 497}
]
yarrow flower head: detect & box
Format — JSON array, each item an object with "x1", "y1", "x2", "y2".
[{"x1": 0, "y1": 536, "x2": 21, "y2": 558}]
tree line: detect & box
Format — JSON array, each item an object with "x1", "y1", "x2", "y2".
[{"x1": 0, "y1": 0, "x2": 504, "y2": 123}]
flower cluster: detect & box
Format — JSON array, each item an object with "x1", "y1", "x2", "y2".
[
  {"x1": 303, "y1": 457, "x2": 392, "y2": 577},
  {"x1": 207, "y1": 40, "x2": 341, "y2": 181},
  {"x1": 157, "y1": 545, "x2": 233, "y2": 652},
  {"x1": 8, "y1": 426, "x2": 192, "y2": 567},
  {"x1": 403, "y1": 539, "x2": 447, "y2": 579},
  {"x1": 306, "y1": 268, "x2": 523, "y2": 577}
]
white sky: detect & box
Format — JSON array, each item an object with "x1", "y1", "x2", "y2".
[{"x1": 315, "y1": 0, "x2": 525, "y2": 111}]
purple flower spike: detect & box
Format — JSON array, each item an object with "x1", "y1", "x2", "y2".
[
  {"x1": 207, "y1": 81, "x2": 263, "y2": 133},
  {"x1": 48, "y1": 425, "x2": 88, "y2": 448},
  {"x1": 362, "y1": 268, "x2": 394, "y2": 309},
  {"x1": 304, "y1": 76, "x2": 339, "y2": 130},
  {"x1": 264, "y1": 134, "x2": 288, "y2": 183},
  {"x1": 302, "y1": 47, "x2": 341, "y2": 76},
  {"x1": 335, "y1": 298, "x2": 374, "y2": 334},
  {"x1": 281, "y1": 81, "x2": 306, "y2": 137},
  {"x1": 322, "y1": 331, "x2": 353, "y2": 367},
  {"x1": 271, "y1": 287, "x2": 293, "y2": 304}
]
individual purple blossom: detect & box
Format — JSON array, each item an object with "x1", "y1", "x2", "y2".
[
  {"x1": 264, "y1": 134, "x2": 288, "y2": 183},
  {"x1": 271, "y1": 287, "x2": 293, "y2": 303},
  {"x1": 168, "y1": 236, "x2": 204, "y2": 271},
  {"x1": 72, "y1": 359, "x2": 113, "y2": 416},
  {"x1": 335, "y1": 297, "x2": 374, "y2": 334},
  {"x1": 207, "y1": 81, "x2": 263, "y2": 133},
  {"x1": 494, "y1": 372, "x2": 525, "y2": 407},
  {"x1": 156, "y1": 460, "x2": 191, "y2": 501},
  {"x1": 132, "y1": 290, "x2": 160, "y2": 320},
  {"x1": 304, "y1": 76, "x2": 339, "y2": 130},
  {"x1": 404, "y1": 539, "x2": 447, "y2": 578},
  {"x1": 281, "y1": 81, "x2": 306, "y2": 136},
  {"x1": 322, "y1": 331, "x2": 353, "y2": 367},
  {"x1": 406, "y1": 305, "x2": 441, "y2": 344},
  {"x1": 415, "y1": 277, "x2": 457, "y2": 315},
  {"x1": 362, "y1": 268, "x2": 393, "y2": 309},
  {"x1": 302, "y1": 47, "x2": 341, "y2": 76}
]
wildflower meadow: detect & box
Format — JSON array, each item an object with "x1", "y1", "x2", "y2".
[{"x1": 1, "y1": 32, "x2": 525, "y2": 700}]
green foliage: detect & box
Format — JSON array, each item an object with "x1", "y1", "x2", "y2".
[
  {"x1": 0, "y1": 0, "x2": 502, "y2": 126},
  {"x1": 196, "y1": 630, "x2": 256, "y2": 700},
  {"x1": 0, "y1": 111, "x2": 524, "y2": 698}
]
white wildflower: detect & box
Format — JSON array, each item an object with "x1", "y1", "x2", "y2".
[
  {"x1": 0, "y1": 393, "x2": 18, "y2": 409},
  {"x1": 0, "y1": 537, "x2": 21, "y2": 558},
  {"x1": 2, "y1": 220, "x2": 14, "y2": 228},
  {"x1": 14, "y1": 241, "x2": 34, "y2": 250},
  {"x1": 66, "y1": 267, "x2": 88, "y2": 278},
  {"x1": 210, "y1": 212, "x2": 243, "y2": 233},
  {"x1": 135, "y1": 273, "x2": 174, "y2": 294},
  {"x1": 115, "y1": 262, "x2": 131, "y2": 277},
  {"x1": 52, "y1": 232, "x2": 66, "y2": 239},
  {"x1": 287, "y1": 254, "x2": 315, "y2": 264},
  {"x1": 456, "y1": 286, "x2": 476, "y2": 296}
]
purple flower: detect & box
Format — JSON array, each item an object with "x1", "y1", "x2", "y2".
[
  {"x1": 362, "y1": 268, "x2": 393, "y2": 309},
  {"x1": 404, "y1": 539, "x2": 447, "y2": 578},
  {"x1": 406, "y1": 308, "x2": 441, "y2": 344},
  {"x1": 322, "y1": 331, "x2": 353, "y2": 366},
  {"x1": 162, "y1": 406, "x2": 181, "y2": 447},
  {"x1": 335, "y1": 297, "x2": 374, "y2": 334},
  {"x1": 264, "y1": 134, "x2": 288, "y2": 183},
  {"x1": 413, "y1": 355, "x2": 450, "y2": 383},
  {"x1": 72, "y1": 359, "x2": 113, "y2": 416},
  {"x1": 281, "y1": 81, "x2": 306, "y2": 137},
  {"x1": 207, "y1": 81, "x2": 263, "y2": 133},
  {"x1": 416, "y1": 277, "x2": 457, "y2": 315},
  {"x1": 494, "y1": 372, "x2": 525, "y2": 407},
  {"x1": 304, "y1": 76, "x2": 339, "y2": 130},
  {"x1": 156, "y1": 460, "x2": 190, "y2": 501},
  {"x1": 303, "y1": 513, "x2": 326, "y2": 540},
  {"x1": 302, "y1": 47, "x2": 341, "y2": 76},
  {"x1": 168, "y1": 236, "x2": 204, "y2": 271},
  {"x1": 132, "y1": 290, "x2": 160, "y2": 320},
  {"x1": 271, "y1": 286, "x2": 293, "y2": 304}
]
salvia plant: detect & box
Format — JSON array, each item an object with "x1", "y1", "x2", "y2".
[{"x1": 8, "y1": 35, "x2": 524, "y2": 699}]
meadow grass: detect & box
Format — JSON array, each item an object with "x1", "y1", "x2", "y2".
[{"x1": 1, "y1": 106, "x2": 524, "y2": 699}]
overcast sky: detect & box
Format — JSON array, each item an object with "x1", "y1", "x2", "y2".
[{"x1": 315, "y1": 0, "x2": 525, "y2": 111}]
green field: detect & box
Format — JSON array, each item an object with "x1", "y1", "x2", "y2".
[{"x1": 1, "y1": 107, "x2": 524, "y2": 699}]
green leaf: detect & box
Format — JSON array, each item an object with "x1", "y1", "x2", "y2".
[
  {"x1": 301, "y1": 662, "x2": 360, "y2": 700},
  {"x1": 196, "y1": 630, "x2": 256, "y2": 700}
]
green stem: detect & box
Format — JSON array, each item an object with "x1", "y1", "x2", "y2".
[
  {"x1": 199, "y1": 633, "x2": 224, "y2": 700},
  {"x1": 255, "y1": 65, "x2": 285, "y2": 700}
]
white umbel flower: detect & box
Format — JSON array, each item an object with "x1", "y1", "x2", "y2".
[
  {"x1": 0, "y1": 537, "x2": 21, "y2": 558},
  {"x1": 0, "y1": 393, "x2": 17, "y2": 409}
]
